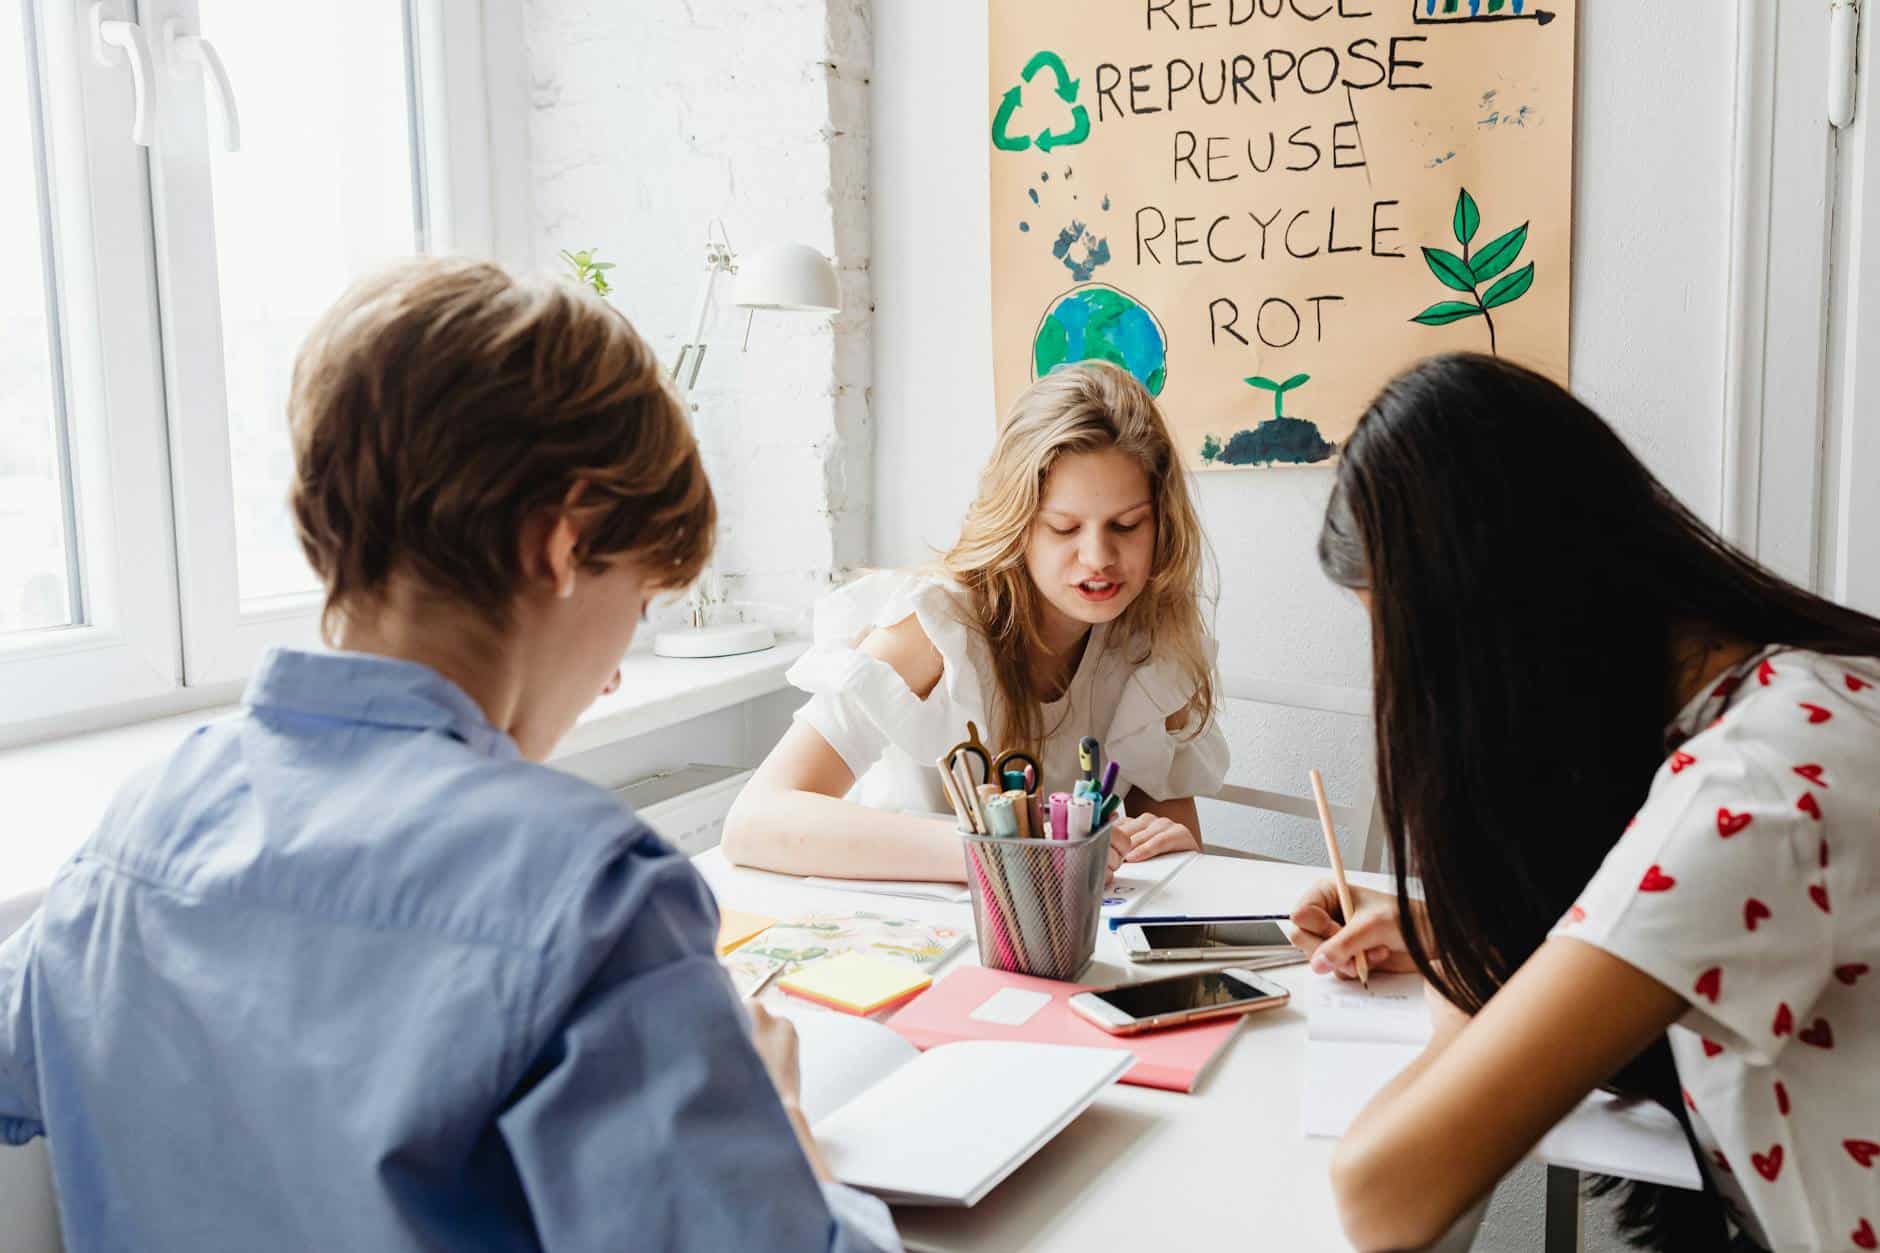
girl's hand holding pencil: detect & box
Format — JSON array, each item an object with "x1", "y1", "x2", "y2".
[{"x1": 1288, "y1": 880, "x2": 1423, "y2": 979}]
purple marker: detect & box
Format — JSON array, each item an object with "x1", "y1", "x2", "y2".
[{"x1": 1097, "y1": 759, "x2": 1120, "y2": 803}]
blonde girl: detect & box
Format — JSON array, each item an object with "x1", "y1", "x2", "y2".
[{"x1": 724, "y1": 361, "x2": 1228, "y2": 881}]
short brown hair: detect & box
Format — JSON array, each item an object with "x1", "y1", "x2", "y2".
[{"x1": 288, "y1": 257, "x2": 714, "y2": 639}]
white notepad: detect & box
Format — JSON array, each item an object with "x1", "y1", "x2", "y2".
[
  {"x1": 782, "y1": 1004, "x2": 1132, "y2": 1206},
  {"x1": 1299, "y1": 972, "x2": 1701, "y2": 1190}
]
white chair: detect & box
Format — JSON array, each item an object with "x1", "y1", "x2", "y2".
[
  {"x1": 0, "y1": 893, "x2": 61, "y2": 1253},
  {"x1": 1203, "y1": 674, "x2": 1387, "y2": 873}
]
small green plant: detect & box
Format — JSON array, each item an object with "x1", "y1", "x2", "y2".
[
  {"x1": 560, "y1": 247, "x2": 615, "y2": 297},
  {"x1": 1244, "y1": 371, "x2": 1310, "y2": 420},
  {"x1": 1199, "y1": 433, "x2": 1222, "y2": 464},
  {"x1": 1410, "y1": 188, "x2": 1534, "y2": 356}
]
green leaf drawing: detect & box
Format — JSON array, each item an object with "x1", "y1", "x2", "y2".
[
  {"x1": 1469, "y1": 223, "x2": 1529, "y2": 283},
  {"x1": 1453, "y1": 188, "x2": 1481, "y2": 248},
  {"x1": 1422, "y1": 247, "x2": 1477, "y2": 293},
  {"x1": 1482, "y1": 261, "x2": 1536, "y2": 310},
  {"x1": 1411, "y1": 300, "x2": 1486, "y2": 326},
  {"x1": 1412, "y1": 189, "x2": 1537, "y2": 356},
  {"x1": 1244, "y1": 372, "x2": 1311, "y2": 419}
]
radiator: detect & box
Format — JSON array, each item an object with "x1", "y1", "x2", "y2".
[{"x1": 613, "y1": 764, "x2": 753, "y2": 857}]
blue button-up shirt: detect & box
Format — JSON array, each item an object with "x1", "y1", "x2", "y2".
[{"x1": 0, "y1": 649, "x2": 898, "y2": 1252}]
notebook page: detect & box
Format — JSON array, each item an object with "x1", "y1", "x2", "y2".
[
  {"x1": 812, "y1": 1041, "x2": 1131, "y2": 1206},
  {"x1": 1303, "y1": 970, "x2": 1433, "y2": 1045},
  {"x1": 777, "y1": 1004, "x2": 920, "y2": 1125},
  {"x1": 1301, "y1": 1038, "x2": 1422, "y2": 1138},
  {"x1": 1100, "y1": 849, "x2": 1196, "y2": 917},
  {"x1": 1298, "y1": 978, "x2": 1701, "y2": 1189}
]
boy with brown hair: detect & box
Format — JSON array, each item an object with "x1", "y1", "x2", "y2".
[{"x1": 0, "y1": 258, "x2": 899, "y2": 1251}]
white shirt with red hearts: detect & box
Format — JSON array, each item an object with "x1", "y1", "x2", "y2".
[{"x1": 1555, "y1": 647, "x2": 1880, "y2": 1253}]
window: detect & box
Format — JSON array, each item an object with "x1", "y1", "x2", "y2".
[
  {"x1": 2, "y1": 0, "x2": 469, "y2": 741},
  {"x1": 1, "y1": 6, "x2": 75, "y2": 637}
]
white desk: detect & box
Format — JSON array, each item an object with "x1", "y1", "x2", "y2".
[{"x1": 695, "y1": 848, "x2": 1399, "y2": 1252}]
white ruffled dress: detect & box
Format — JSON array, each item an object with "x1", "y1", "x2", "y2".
[{"x1": 785, "y1": 571, "x2": 1229, "y2": 817}]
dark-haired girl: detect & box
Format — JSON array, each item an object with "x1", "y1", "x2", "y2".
[{"x1": 1290, "y1": 353, "x2": 1880, "y2": 1252}]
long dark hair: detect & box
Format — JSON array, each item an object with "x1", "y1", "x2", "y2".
[{"x1": 1319, "y1": 353, "x2": 1880, "y2": 1250}]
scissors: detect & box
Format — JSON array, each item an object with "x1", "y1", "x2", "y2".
[
  {"x1": 944, "y1": 721, "x2": 996, "y2": 788},
  {"x1": 992, "y1": 748, "x2": 1043, "y2": 796}
]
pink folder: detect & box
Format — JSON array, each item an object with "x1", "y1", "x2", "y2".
[{"x1": 885, "y1": 965, "x2": 1244, "y2": 1093}]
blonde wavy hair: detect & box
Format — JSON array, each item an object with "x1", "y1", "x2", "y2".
[{"x1": 942, "y1": 361, "x2": 1216, "y2": 757}]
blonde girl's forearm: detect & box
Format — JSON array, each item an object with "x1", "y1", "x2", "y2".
[{"x1": 721, "y1": 785, "x2": 966, "y2": 881}]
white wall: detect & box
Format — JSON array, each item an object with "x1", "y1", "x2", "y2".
[
  {"x1": 523, "y1": 0, "x2": 873, "y2": 632},
  {"x1": 869, "y1": 4, "x2": 1737, "y2": 1245}
]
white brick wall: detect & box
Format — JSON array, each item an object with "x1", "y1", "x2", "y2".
[{"x1": 525, "y1": 0, "x2": 873, "y2": 633}]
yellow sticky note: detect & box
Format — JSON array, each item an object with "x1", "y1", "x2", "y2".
[
  {"x1": 778, "y1": 952, "x2": 933, "y2": 1016},
  {"x1": 717, "y1": 909, "x2": 776, "y2": 955}
]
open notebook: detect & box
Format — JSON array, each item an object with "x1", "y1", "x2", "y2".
[
  {"x1": 1301, "y1": 972, "x2": 1701, "y2": 1189},
  {"x1": 781, "y1": 1004, "x2": 1132, "y2": 1206}
]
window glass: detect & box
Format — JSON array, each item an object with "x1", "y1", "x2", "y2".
[
  {"x1": 0, "y1": 9, "x2": 77, "y2": 636},
  {"x1": 200, "y1": 0, "x2": 423, "y2": 602}
]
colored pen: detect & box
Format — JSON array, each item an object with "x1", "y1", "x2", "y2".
[
  {"x1": 1000, "y1": 788, "x2": 1032, "y2": 838},
  {"x1": 984, "y1": 794, "x2": 1019, "y2": 838},
  {"x1": 1048, "y1": 791, "x2": 1070, "y2": 841},
  {"x1": 1067, "y1": 794, "x2": 1094, "y2": 840},
  {"x1": 1078, "y1": 736, "x2": 1100, "y2": 785},
  {"x1": 1002, "y1": 769, "x2": 1027, "y2": 793},
  {"x1": 936, "y1": 755, "x2": 974, "y2": 833},
  {"x1": 1097, "y1": 759, "x2": 1120, "y2": 802}
]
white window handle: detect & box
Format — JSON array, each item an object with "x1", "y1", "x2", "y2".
[
  {"x1": 88, "y1": 4, "x2": 156, "y2": 147},
  {"x1": 163, "y1": 19, "x2": 241, "y2": 152}
]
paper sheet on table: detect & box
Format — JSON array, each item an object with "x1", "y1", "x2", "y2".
[
  {"x1": 800, "y1": 877, "x2": 972, "y2": 903},
  {"x1": 1100, "y1": 850, "x2": 1196, "y2": 917},
  {"x1": 1299, "y1": 972, "x2": 1699, "y2": 1189}
]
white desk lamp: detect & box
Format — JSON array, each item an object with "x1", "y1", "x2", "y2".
[{"x1": 654, "y1": 225, "x2": 841, "y2": 659}]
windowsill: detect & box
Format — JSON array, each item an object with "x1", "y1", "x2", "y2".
[{"x1": 0, "y1": 638, "x2": 808, "y2": 917}]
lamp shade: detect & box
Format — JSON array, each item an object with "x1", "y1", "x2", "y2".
[{"x1": 733, "y1": 243, "x2": 839, "y2": 312}]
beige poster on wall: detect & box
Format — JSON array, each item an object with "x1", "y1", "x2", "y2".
[{"x1": 989, "y1": 0, "x2": 1577, "y2": 469}]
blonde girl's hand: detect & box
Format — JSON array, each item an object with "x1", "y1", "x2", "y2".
[
  {"x1": 1109, "y1": 812, "x2": 1203, "y2": 864},
  {"x1": 1290, "y1": 878, "x2": 1423, "y2": 979}
]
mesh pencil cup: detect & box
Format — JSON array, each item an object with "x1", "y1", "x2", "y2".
[{"x1": 958, "y1": 823, "x2": 1110, "y2": 981}]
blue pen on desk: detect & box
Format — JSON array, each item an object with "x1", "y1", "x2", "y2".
[{"x1": 1107, "y1": 912, "x2": 1291, "y2": 930}]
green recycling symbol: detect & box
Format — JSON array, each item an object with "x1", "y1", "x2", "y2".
[{"x1": 992, "y1": 50, "x2": 1091, "y2": 154}]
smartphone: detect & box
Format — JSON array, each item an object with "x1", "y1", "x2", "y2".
[
  {"x1": 1067, "y1": 967, "x2": 1291, "y2": 1035},
  {"x1": 1117, "y1": 919, "x2": 1301, "y2": 962}
]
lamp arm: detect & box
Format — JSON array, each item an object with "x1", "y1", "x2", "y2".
[{"x1": 671, "y1": 265, "x2": 718, "y2": 394}]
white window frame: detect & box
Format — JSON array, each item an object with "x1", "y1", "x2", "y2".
[
  {"x1": 3, "y1": 0, "x2": 497, "y2": 744},
  {"x1": 144, "y1": 0, "x2": 463, "y2": 684},
  {"x1": 1825, "y1": 0, "x2": 1880, "y2": 617},
  {"x1": 0, "y1": 0, "x2": 181, "y2": 736}
]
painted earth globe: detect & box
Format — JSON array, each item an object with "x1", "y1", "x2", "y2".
[{"x1": 1032, "y1": 284, "x2": 1167, "y2": 395}]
